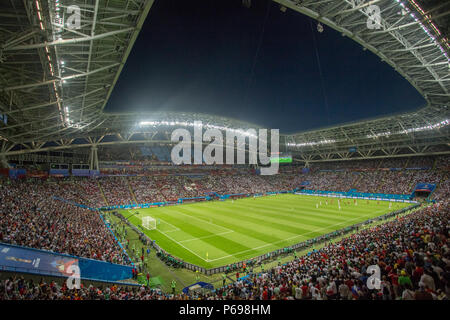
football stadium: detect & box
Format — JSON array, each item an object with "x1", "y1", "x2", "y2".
[{"x1": 0, "y1": 0, "x2": 449, "y2": 306}]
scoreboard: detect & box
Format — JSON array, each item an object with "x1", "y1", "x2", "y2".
[{"x1": 270, "y1": 153, "x2": 292, "y2": 163}]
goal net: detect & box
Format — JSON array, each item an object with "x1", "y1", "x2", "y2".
[{"x1": 142, "y1": 216, "x2": 156, "y2": 230}]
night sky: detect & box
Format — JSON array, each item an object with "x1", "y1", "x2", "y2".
[{"x1": 106, "y1": 0, "x2": 426, "y2": 134}]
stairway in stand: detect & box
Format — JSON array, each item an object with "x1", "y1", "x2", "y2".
[
  {"x1": 97, "y1": 180, "x2": 109, "y2": 206},
  {"x1": 125, "y1": 177, "x2": 138, "y2": 204}
]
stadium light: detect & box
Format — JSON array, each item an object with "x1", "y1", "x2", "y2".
[
  {"x1": 287, "y1": 139, "x2": 336, "y2": 148},
  {"x1": 367, "y1": 119, "x2": 449, "y2": 139},
  {"x1": 401, "y1": 119, "x2": 449, "y2": 134},
  {"x1": 139, "y1": 121, "x2": 257, "y2": 138},
  {"x1": 397, "y1": 0, "x2": 449, "y2": 60},
  {"x1": 367, "y1": 131, "x2": 392, "y2": 139}
]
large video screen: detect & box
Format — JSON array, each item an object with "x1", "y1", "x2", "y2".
[{"x1": 270, "y1": 153, "x2": 292, "y2": 163}]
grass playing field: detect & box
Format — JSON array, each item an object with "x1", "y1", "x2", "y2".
[{"x1": 119, "y1": 194, "x2": 411, "y2": 269}]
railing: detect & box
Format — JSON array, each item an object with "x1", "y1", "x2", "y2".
[{"x1": 296, "y1": 189, "x2": 416, "y2": 202}]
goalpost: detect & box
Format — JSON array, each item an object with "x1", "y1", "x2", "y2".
[{"x1": 142, "y1": 216, "x2": 157, "y2": 230}]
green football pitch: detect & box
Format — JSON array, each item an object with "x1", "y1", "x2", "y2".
[{"x1": 119, "y1": 194, "x2": 411, "y2": 269}]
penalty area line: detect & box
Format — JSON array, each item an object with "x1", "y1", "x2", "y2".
[
  {"x1": 130, "y1": 210, "x2": 180, "y2": 232},
  {"x1": 178, "y1": 230, "x2": 234, "y2": 244},
  {"x1": 155, "y1": 228, "x2": 209, "y2": 262},
  {"x1": 207, "y1": 209, "x2": 387, "y2": 263}
]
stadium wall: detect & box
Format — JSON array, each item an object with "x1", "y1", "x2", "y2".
[{"x1": 0, "y1": 243, "x2": 133, "y2": 283}]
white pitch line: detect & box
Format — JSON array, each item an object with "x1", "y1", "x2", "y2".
[
  {"x1": 129, "y1": 211, "x2": 206, "y2": 259},
  {"x1": 131, "y1": 210, "x2": 180, "y2": 232},
  {"x1": 207, "y1": 209, "x2": 387, "y2": 263},
  {"x1": 163, "y1": 228, "x2": 181, "y2": 233},
  {"x1": 157, "y1": 219, "x2": 180, "y2": 232},
  {"x1": 155, "y1": 228, "x2": 208, "y2": 262},
  {"x1": 171, "y1": 209, "x2": 234, "y2": 233},
  {"x1": 179, "y1": 230, "x2": 234, "y2": 244}
]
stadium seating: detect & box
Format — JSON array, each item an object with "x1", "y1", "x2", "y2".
[
  {"x1": 0, "y1": 155, "x2": 448, "y2": 300},
  {"x1": 1, "y1": 200, "x2": 447, "y2": 300},
  {"x1": 0, "y1": 178, "x2": 129, "y2": 265}
]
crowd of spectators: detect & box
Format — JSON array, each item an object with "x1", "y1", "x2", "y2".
[
  {"x1": 58, "y1": 155, "x2": 445, "y2": 207},
  {"x1": 0, "y1": 179, "x2": 129, "y2": 265},
  {"x1": 433, "y1": 171, "x2": 449, "y2": 202},
  {"x1": 406, "y1": 156, "x2": 435, "y2": 169},
  {"x1": 309, "y1": 156, "x2": 438, "y2": 171},
  {"x1": 127, "y1": 176, "x2": 165, "y2": 204},
  {"x1": 2, "y1": 199, "x2": 448, "y2": 300},
  {"x1": 46, "y1": 155, "x2": 450, "y2": 206},
  {"x1": 58, "y1": 178, "x2": 106, "y2": 208},
  {"x1": 300, "y1": 156, "x2": 448, "y2": 196},
  {"x1": 0, "y1": 155, "x2": 447, "y2": 300},
  {"x1": 303, "y1": 171, "x2": 358, "y2": 192},
  {"x1": 100, "y1": 177, "x2": 135, "y2": 206},
  {"x1": 435, "y1": 156, "x2": 450, "y2": 170},
  {"x1": 101, "y1": 166, "x2": 448, "y2": 204},
  {"x1": 341, "y1": 170, "x2": 445, "y2": 195}
]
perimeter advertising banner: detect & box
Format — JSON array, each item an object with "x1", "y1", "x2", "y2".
[
  {"x1": 9, "y1": 168, "x2": 26, "y2": 179},
  {"x1": 72, "y1": 169, "x2": 91, "y2": 176},
  {"x1": 414, "y1": 183, "x2": 436, "y2": 193},
  {"x1": 0, "y1": 243, "x2": 132, "y2": 282},
  {"x1": 49, "y1": 169, "x2": 69, "y2": 177}
]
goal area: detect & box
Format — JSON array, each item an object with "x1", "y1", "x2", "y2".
[{"x1": 142, "y1": 216, "x2": 156, "y2": 230}]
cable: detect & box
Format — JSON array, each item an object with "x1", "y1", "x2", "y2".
[
  {"x1": 243, "y1": 0, "x2": 272, "y2": 107},
  {"x1": 309, "y1": 20, "x2": 331, "y2": 125}
]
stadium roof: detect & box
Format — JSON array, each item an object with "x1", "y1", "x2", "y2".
[
  {"x1": 0, "y1": 0, "x2": 449, "y2": 161},
  {"x1": 0, "y1": 0, "x2": 155, "y2": 144}
]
